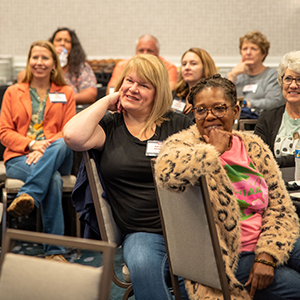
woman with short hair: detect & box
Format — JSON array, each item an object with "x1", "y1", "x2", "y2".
[
  {"x1": 227, "y1": 31, "x2": 285, "y2": 115},
  {"x1": 155, "y1": 74, "x2": 300, "y2": 300},
  {"x1": 255, "y1": 51, "x2": 300, "y2": 167}
]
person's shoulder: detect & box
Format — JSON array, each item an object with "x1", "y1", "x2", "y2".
[
  {"x1": 260, "y1": 104, "x2": 285, "y2": 118},
  {"x1": 266, "y1": 67, "x2": 277, "y2": 75},
  {"x1": 82, "y1": 62, "x2": 93, "y2": 70},
  {"x1": 7, "y1": 82, "x2": 28, "y2": 93},
  {"x1": 163, "y1": 110, "x2": 194, "y2": 127},
  {"x1": 159, "y1": 56, "x2": 176, "y2": 68},
  {"x1": 100, "y1": 111, "x2": 120, "y2": 126},
  {"x1": 52, "y1": 83, "x2": 74, "y2": 95},
  {"x1": 116, "y1": 59, "x2": 130, "y2": 68}
]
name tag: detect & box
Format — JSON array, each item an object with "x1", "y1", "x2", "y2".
[
  {"x1": 109, "y1": 87, "x2": 115, "y2": 95},
  {"x1": 243, "y1": 84, "x2": 258, "y2": 94},
  {"x1": 49, "y1": 92, "x2": 67, "y2": 103},
  {"x1": 145, "y1": 140, "x2": 163, "y2": 157},
  {"x1": 171, "y1": 99, "x2": 186, "y2": 113}
]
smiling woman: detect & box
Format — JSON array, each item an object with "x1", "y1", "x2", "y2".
[
  {"x1": 63, "y1": 54, "x2": 194, "y2": 300},
  {"x1": 155, "y1": 74, "x2": 300, "y2": 300},
  {"x1": 255, "y1": 51, "x2": 300, "y2": 167},
  {"x1": 0, "y1": 40, "x2": 76, "y2": 262}
]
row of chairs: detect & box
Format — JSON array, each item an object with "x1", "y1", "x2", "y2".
[
  {"x1": 82, "y1": 150, "x2": 231, "y2": 299},
  {"x1": 0, "y1": 149, "x2": 232, "y2": 299}
]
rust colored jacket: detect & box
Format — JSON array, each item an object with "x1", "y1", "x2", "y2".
[{"x1": 0, "y1": 82, "x2": 76, "y2": 163}]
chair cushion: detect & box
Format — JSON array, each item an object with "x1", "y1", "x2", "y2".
[
  {"x1": 5, "y1": 178, "x2": 24, "y2": 189},
  {"x1": 0, "y1": 253, "x2": 103, "y2": 300},
  {"x1": 4, "y1": 175, "x2": 76, "y2": 191},
  {"x1": 0, "y1": 161, "x2": 6, "y2": 182},
  {"x1": 62, "y1": 175, "x2": 77, "y2": 192}
]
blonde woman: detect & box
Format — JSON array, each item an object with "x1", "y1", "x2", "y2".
[
  {"x1": 63, "y1": 54, "x2": 193, "y2": 299},
  {"x1": 0, "y1": 40, "x2": 76, "y2": 262}
]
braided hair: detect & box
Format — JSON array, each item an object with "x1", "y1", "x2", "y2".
[{"x1": 188, "y1": 74, "x2": 237, "y2": 107}]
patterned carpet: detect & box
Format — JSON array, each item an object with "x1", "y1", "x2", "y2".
[{"x1": 0, "y1": 213, "x2": 135, "y2": 300}]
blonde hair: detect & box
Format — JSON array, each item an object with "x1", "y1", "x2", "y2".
[
  {"x1": 174, "y1": 48, "x2": 218, "y2": 99},
  {"x1": 277, "y1": 51, "x2": 300, "y2": 87},
  {"x1": 115, "y1": 54, "x2": 173, "y2": 134},
  {"x1": 22, "y1": 40, "x2": 66, "y2": 86},
  {"x1": 239, "y1": 31, "x2": 270, "y2": 62}
]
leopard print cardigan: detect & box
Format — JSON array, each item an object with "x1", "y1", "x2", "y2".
[{"x1": 155, "y1": 125, "x2": 300, "y2": 300}]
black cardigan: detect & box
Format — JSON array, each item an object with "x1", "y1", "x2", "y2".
[{"x1": 254, "y1": 104, "x2": 294, "y2": 167}]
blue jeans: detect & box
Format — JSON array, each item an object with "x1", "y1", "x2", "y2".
[
  {"x1": 236, "y1": 238, "x2": 300, "y2": 300},
  {"x1": 122, "y1": 232, "x2": 189, "y2": 300},
  {"x1": 5, "y1": 138, "x2": 73, "y2": 255}
]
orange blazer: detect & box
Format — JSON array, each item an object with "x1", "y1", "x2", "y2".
[{"x1": 0, "y1": 82, "x2": 76, "y2": 163}]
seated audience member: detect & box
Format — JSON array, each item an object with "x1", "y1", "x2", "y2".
[
  {"x1": 63, "y1": 54, "x2": 193, "y2": 299},
  {"x1": 106, "y1": 34, "x2": 178, "y2": 93},
  {"x1": 255, "y1": 51, "x2": 300, "y2": 168},
  {"x1": 172, "y1": 47, "x2": 218, "y2": 119},
  {"x1": 0, "y1": 41, "x2": 76, "y2": 262},
  {"x1": 155, "y1": 74, "x2": 300, "y2": 300},
  {"x1": 18, "y1": 27, "x2": 97, "y2": 113},
  {"x1": 227, "y1": 31, "x2": 285, "y2": 116}
]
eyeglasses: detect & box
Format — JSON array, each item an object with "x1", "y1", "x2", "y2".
[
  {"x1": 192, "y1": 104, "x2": 234, "y2": 120},
  {"x1": 282, "y1": 75, "x2": 300, "y2": 86}
]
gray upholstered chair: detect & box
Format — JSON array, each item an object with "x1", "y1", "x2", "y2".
[
  {"x1": 0, "y1": 228, "x2": 116, "y2": 300},
  {"x1": 152, "y1": 159, "x2": 231, "y2": 300},
  {"x1": 1, "y1": 172, "x2": 79, "y2": 247},
  {"x1": 82, "y1": 150, "x2": 133, "y2": 300}
]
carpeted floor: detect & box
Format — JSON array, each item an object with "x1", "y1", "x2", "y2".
[{"x1": 0, "y1": 213, "x2": 135, "y2": 300}]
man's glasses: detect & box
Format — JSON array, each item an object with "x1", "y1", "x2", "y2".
[
  {"x1": 192, "y1": 104, "x2": 234, "y2": 120},
  {"x1": 282, "y1": 75, "x2": 300, "y2": 86}
]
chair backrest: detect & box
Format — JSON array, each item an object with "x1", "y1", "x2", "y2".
[
  {"x1": 82, "y1": 151, "x2": 133, "y2": 298},
  {"x1": 239, "y1": 118, "x2": 258, "y2": 131},
  {"x1": 82, "y1": 150, "x2": 122, "y2": 246},
  {"x1": 152, "y1": 160, "x2": 230, "y2": 300},
  {"x1": 0, "y1": 229, "x2": 116, "y2": 300}
]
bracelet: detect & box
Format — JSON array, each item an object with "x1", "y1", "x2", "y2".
[
  {"x1": 28, "y1": 140, "x2": 36, "y2": 151},
  {"x1": 254, "y1": 257, "x2": 276, "y2": 268}
]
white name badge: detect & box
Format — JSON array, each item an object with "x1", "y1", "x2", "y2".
[
  {"x1": 243, "y1": 84, "x2": 258, "y2": 94},
  {"x1": 109, "y1": 87, "x2": 115, "y2": 95},
  {"x1": 171, "y1": 99, "x2": 186, "y2": 112},
  {"x1": 49, "y1": 92, "x2": 67, "y2": 103},
  {"x1": 145, "y1": 140, "x2": 163, "y2": 157}
]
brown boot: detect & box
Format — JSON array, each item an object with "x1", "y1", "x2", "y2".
[
  {"x1": 45, "y1": 254, "x2": 68, "y2": 263},
  {"x1": 7, "y1": 193, "x2": 34, "y2": 218}
]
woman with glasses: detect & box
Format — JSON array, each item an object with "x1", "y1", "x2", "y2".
[
  {"x1": 255, "y1": 51, "x2": 300, "y2": 168},
  {"x1": 155, "y1": 74, "x2": 300, "y2": 300},
  {"x1": 227, "y1": 31, "x2": 285, "y2": 115}
]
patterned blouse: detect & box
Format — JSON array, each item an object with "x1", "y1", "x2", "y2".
[{"x1": 63, "y1": 62, "x2": 97, "y2": 94}]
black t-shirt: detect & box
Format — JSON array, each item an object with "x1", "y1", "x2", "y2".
[{"x1": 99, "y1": 111, "x2": 193, "y2": 234}]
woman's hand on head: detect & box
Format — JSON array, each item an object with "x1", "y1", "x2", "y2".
[
  {"x1": 203, "y1": 129, "x2": 233, "y2": 155},
  {"x1": 107, "y1": 92, "x2": 123, "y2": 113},
  {"x1": 245, "y1": 253, "x2": 275, "y2": 299}
]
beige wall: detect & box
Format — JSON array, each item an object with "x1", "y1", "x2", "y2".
[{"x1": 1, "y1": 0, "x2": 299, "y2": 72}]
